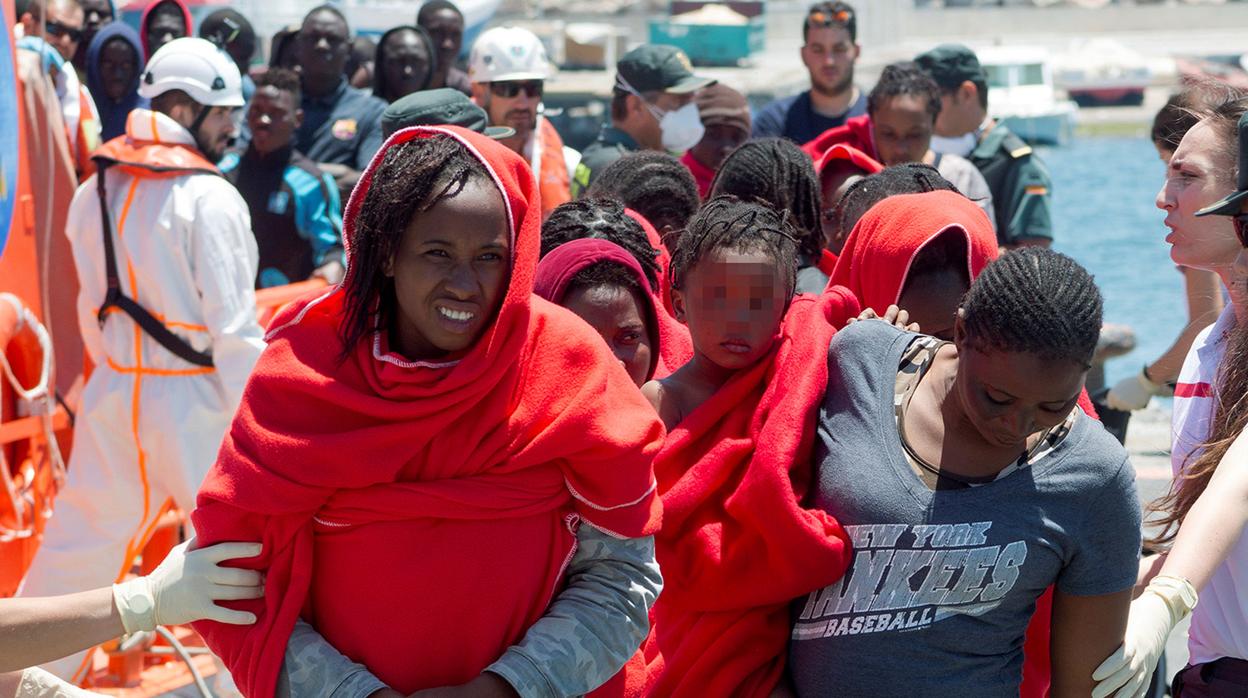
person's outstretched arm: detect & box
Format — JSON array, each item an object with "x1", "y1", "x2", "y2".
[{"x1": 0, "y1": 541, "x2": 262, "y2": 673}]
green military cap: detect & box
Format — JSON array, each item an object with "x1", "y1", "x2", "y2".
[
  {"x1": 1197, "y1": 110, "x2": 1248, "y2": 217},
  {"x1": 915, "y1": 44, "x2": 987, "y2": 91},
  {"x1": 381, "y1": 88, "x2": 516, "y2": 139},
  {"x1": 615, "y1": 44, "x2": 716, "y2": 95}
]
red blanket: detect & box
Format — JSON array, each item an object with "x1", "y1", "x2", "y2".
[
  {"x1": 643, "y1": 290, "x2": 860, "y2": 697},
  {"x1": 801, "y1": 114, "x2": 877, "y2": 162},
  {"x1": 191, "y1": 126, "x2": 663, "y2": 698},
  {"x1": 829, "y1": 189, "x2": 998, "y2": 313},
  {"x1": 624, "y1": 208, "x2": 693, "y2": 373}
]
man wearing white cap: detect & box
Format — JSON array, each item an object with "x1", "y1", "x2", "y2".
[
  {"x1": 19, "y1": 37, "x2": 265, "y2": 682},
  {"x1": 469, "y1": 26, "x2": 576, "y2": 216}
]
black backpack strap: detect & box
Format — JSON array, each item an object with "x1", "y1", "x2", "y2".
[{"x1": 93, "y1": 160, "x2": 215, "y2": 368}]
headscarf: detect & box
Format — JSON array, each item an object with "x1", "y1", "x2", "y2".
[
  {"x1": 801, "y1": 113, "x2": 877, "y2": 162},
  {"x1": 85, "y1": 22, "x2": 147, "y2": 141},
  {"x1": 372, "y1": 25, "x2": 437, "y2": 102},
  {"x1": 534, "y1": 238, "x2": 662, "y2": 382},
  {"x1": 829, "y1": 189, "x2": 997, "y2": 314},
  {"x1": 139, "y1": 0, "x2": 193, "y2": 60},
  {"x1": 192, "y1": 126, "x2": 663, "y2": 698}
]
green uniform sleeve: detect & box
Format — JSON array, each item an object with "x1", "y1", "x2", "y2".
[{"x1": 1003, "y1": 155, "x2": 1053, "y2": 245}]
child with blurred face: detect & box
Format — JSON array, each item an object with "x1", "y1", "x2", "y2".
[{"x1": 643, "y1": 196, "x2": 798, "y2": 429}]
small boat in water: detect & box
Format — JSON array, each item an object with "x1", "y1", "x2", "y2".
[
  {"x1": 978, "y1": 46, "x2": 1078, "y2": 146},
  {"x1": 1053, "y1": 39, "x2": 1151, "y2": 107}
]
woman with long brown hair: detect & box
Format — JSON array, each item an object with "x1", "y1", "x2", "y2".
[{"x1": 1094, "y1": 100, "x2": 1248, "y2": 698}]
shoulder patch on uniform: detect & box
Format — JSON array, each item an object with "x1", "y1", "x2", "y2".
[
  {"x1": 1010, "y1": 145, "x2": 1032, "y2": 158},
  {"x1": 1024, "y1": 185, "x2": 1047, "y2": 196}
]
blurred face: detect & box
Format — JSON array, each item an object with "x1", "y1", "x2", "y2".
[
  {"x1": 381, "y1": 30, "x2": 432, "y2": 101},
  {"x1": 952, "y1": 334, "x2": 1086, "y2": 450},
  {"x1": 80, "y1": 0, "x2": 112, "y2": 42},
  {"x1": 800, "y1": 26, "x2": 858, "y2": 97},
  {"x1": 481, "y1": 80, "x2": 543, "y2": 138},
  {"x1": 563, "y1": 283, "x2": 654, "y2": 387},
  {"x1": 872, "y1": 94, "x2": 935, "y2": 166},
  {"x1": 99, "y1": 38, "x2": 138, "y2": 102},
  {"x1": 673, "y1": 248, "x2": 789, "y2": 371},
  {"x1": 247, "y1": 86, "x2": 300, "y2": 155},
  {"x1": 422, "y1": 9, "x2": 463, "y2": 72},
  {"x1": 819, "y1": 164, "x2": 863, "y2": 251},
  {"x1": 45, "y1": 0, "x2": 84, "y2": 61},
  {"x1": 690, "y1": 123, "x2": 748, "y2": 173},
  {"x1": 172, "y1": 102, "x2": 237, "y2": 161},
  {"x1": 388, "y1": 177, "x2": 511, "y2": 360},
  {"x1": 145, "y1": 4, "x2": 186, "y2": 55},
  {"x1": 298, "y1": 10, "x2": 350, "y2": 88},
  {"x1": 1156, "y1": 121, "x2": 1241, "y2": 271},
  {"x1": 934, "y1": 84, "x2": 982, "y2": 138},
  {"x1": 898, "y1": 268, "x2": 967, "y2": 341}
]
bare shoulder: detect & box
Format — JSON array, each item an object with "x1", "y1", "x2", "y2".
[{"x1": 642, "y1": 377, "x2": 684, "y2": 432}]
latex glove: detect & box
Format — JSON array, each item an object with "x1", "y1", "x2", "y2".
[
  {"x1": 17, "y1": 667, "x2": 107, "y2": 697},
  {"x1": 1106, "y1": 368, "x2": 1166, "y2": 411},
  {"x1": 112, "y1": 538, "x2": 264, "y2": 633},
  {"x1": 1092, "y1": 577, "x2": 1195, "y2": 698}
]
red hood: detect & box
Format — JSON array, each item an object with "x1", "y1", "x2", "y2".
[
  {"x1": 802, "y1": 114, "x2": 877, "y2": 162},
  {"x1": 139, "y1": 0, "x2": 194, "y2": 59},
  {"x1": 830, "y1": 189, "x2": 998, "y2": 314}
]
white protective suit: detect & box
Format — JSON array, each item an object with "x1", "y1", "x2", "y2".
[{"x1": 19, "y1": 109, "x2": 265, "y2": 682}]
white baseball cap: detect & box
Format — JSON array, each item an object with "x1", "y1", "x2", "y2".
[{"x1": 468, "y1": 26, "x2": 552, "y2": 84}]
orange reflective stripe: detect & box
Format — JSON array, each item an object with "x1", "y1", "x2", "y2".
[
  {"x1": 105, "y1": 356, "x2": 214, "y2": 377},
  {"x1": 149, "y1": 110, "x2": 162, "y2": 145}
]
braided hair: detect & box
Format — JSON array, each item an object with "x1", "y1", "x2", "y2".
[
  {"x1": 586, "y1": 152, "x2": 701, "y2": 239},
  {"x1": 709, "y1": 138, "x2": 823, "y2": 262},
  {"x1": 834, "y1": 163, "x2": 957, "y2": 244},
  {"x1": 669, "y1": 195, "x2": 800, "y2": 296},
  {"x1": 541, "y1": 199, "x2": 662, "y2": 289},
  {"x1": 338, "y1": 134, "x2": 489, "y2": 358},
  {"x1": 960, "y1": 248, "x2": 1102, "y2": 367}
]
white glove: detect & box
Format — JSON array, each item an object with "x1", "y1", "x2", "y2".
[
  {"x1": 112, "y1": 538, "x2": 264, "y2": 633},
  {"x1": 1092, "y1": 576, "x2": 1197, "y2": 698},
  {"x1": 1105, "y1": 368, "x2": 1168, "y2": 412}
]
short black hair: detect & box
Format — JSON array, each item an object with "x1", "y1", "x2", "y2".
[
  {"x1": 541, "y1": 199, "x2": 661, "y2": 289},
  {"x1": 669, "y1": 195, "x2": 800, "y2": 297},
  {"x1": 710, "y1": 138, "x2": 823, "y2": 262},
  {"x1": 339, "y1": 134, "x2": 489, "y2": 358},
  {"x1": 254, "y1": 66, "x2": 301, "y2": 103},
  {"x1": 303, "y1": 4, "x2": 347, "y2": 30},
  {"x1": 834, "y1": 163, "x2": 957, "y2": 242},
  {"x1": 587, "y1": 151, "x2": 700, "y2": 239},
  {"x1": 417, "y1": 0, "x2": 463, "y2": 25},
  {"x1": 868, "y1": 61, "x2": 942, "y2": 123},
  {"x1": 803, "y1": 1, "x2": 856, "y2": 43},
  {"x1": 960, "y1": 248, "x2": 1102, "y2": 366}
]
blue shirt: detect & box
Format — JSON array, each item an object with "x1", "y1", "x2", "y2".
[
  {"x1": 752, "y1": 89, "x2": 868, "y2": 145},
  {"x1": 296, "y1": 78, "x2": 388, "y2": 171}
]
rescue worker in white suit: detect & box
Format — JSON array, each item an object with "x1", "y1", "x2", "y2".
[{"x1": 19, "y1": 37, "x2": 265, "y2": 683}]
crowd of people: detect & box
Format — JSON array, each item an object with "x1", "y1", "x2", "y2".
[{"x1": 3, "y1": 0, "x2": 1248, "y2": 697}]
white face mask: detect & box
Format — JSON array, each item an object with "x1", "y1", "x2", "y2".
[
  {"x1": 929, "y1": 132, "x2": 977, "y2": 158},
  {"x1": 650, "y1": 101, "x2": 705, "y2": 153}
]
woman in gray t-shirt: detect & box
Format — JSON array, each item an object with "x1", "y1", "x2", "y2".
[{"x1": 790, "y1": 249, "x2": 1141, "y2": 697}]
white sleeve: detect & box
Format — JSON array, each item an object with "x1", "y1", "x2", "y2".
[
  {"x1": 188, "y1": 179, "x2": 265, "y2": 410},
  {"x1": 66, "y1": 177, "x2": 107, "y2": 369}
]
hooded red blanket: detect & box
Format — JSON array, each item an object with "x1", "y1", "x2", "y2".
[
  {"x1": 829, "y1": 189, "x2": 997, "y2": 313},
  {"x1": 801, "y1": 114, "x2": 877, "y2": 162},
  {"x1": 624, "y1": 208, "x2": 693, "y2": 373},
  {"x1": 192, "y1": 126, "x2": 663, "y2": 698},
  {"x1": 642, "y1": 290, "x2": 860, "y2": 698}
]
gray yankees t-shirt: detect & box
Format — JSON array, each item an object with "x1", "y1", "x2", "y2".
[{"x1": 789, "y1": 321, "x2": 1141, "y2": 697}]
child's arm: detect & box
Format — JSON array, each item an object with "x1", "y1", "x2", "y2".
[{"x1": 642, "y1": 379, "x2": 683, "y2": 432}]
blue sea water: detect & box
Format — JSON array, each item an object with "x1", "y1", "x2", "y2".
[{"x1": 1038, "y1": 137, "x2": 1187, "y2": 389}]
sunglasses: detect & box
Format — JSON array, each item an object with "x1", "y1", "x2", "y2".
[
  {"x1": 45, "y1": 20, "x2": 84, "y2": 42},
  {"x1": 490, "y1": 81, "x2": 542, "y2": 99},
  {"x1": 807, "y1": 8, "x2": 853, "y2": 26},
  {"x1": 1235, "y1": 212, "x2": 1248, "y2": 248}
]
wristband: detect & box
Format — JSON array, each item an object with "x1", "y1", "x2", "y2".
[
  {"x1": 1145, "y1": 574, "x2": 1198, "y2": 625},
  {"x1": 112, "y1": 578, "x2": 157, "y2": 634}
]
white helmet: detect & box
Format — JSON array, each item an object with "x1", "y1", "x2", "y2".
[
  {"x1": 138, "y1": 37, "x2": 244, "y2": 107},
  {"x1": 468, "y1": 27, "x2": 552, "y2": 84}
]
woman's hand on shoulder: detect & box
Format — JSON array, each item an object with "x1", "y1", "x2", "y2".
[
  {"x1": 847, "y1": 305, "x2": 920, "y2": 333},
  {"x1": 406, "y1": 673, "x2": 519, "y2": 698}
]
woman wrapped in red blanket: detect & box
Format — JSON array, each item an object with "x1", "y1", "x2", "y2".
[
  {"x1": 191, "y1": 126, "x2": 664, "y2": 698},
  {"x1": 639, "y1": 196, "x2": 860, "y2": 697}
]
